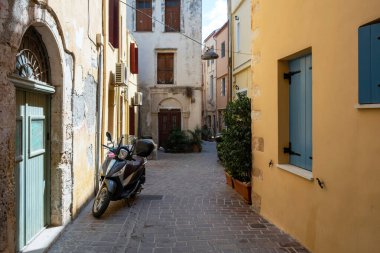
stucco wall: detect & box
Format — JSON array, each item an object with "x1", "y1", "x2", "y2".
[
  {"x1": 127, "y1": 0, "x2": 202, "y2": 141},
  {"x1": 0, "y1": 0, "x2": 102, "y2": 251},
  {"x1": 251, "y1": 0, "x2": 380, "y2": 252},
  {"x1": 204, "y1": 35, "x2": 217, "y2": 114},
  {"x1": 231, "y1": 0, "x2": 251, "y2": 98}
]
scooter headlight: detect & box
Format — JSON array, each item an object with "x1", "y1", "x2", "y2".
[{"x1": 118, "y1": 148, "x2": 128, "y2": 160}]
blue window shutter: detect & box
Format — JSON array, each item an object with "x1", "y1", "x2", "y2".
[
  {"x1": 359, "y1": 25, "x2": 372, "y2": 104},
  {"x1": 289, "y1": 57, "x2": 306, "y2": 169},
  {"x1": 305, "y1": 55, "x2": 312, "y2": 171},
  {"x1": 371, "y1": 23, "x2": 380, "y2": 103}
]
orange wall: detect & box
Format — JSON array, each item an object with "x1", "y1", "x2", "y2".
[{"x1": 251, "y1": 0, "x2": 380, "y2": 252}]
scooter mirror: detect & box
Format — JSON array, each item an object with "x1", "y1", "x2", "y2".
[{"x1": 106, "y1": 132, "x2": 112, "y2": 142}]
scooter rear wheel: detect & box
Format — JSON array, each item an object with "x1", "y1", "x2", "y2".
[{"x1": 92, "y1": 185, "x2": 110, "y2": 218}]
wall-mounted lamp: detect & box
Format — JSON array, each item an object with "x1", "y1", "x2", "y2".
[
  {"x1": 201, "y1": 48, "x2": 219, "y2": 60},
  {"x1": 234, "y1": 84, "x2": 240, "y2": 90},
  {"x1": 234, "y1": 16, "x2": 239, "y2": 21}
]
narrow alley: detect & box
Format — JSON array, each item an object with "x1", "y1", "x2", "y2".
[{"x1": 48, "y1": 142, "x2": 308, "y2": 253}]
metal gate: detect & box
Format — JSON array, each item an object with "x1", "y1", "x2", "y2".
[{"x1": 16, "y1": 90, "x2": 50, "y2": 250}]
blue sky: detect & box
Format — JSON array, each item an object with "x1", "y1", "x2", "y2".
[{"x1": 202, "y1": 0, "x2": 227, "y2": 42}]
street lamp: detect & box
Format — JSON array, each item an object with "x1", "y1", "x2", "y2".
[{"x1": 201, "y1": 48, "x2": 219, "y2": 60}]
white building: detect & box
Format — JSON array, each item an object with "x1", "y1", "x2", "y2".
[
  {"x1": 126, "y1": 0, "x2": 202, "y2": 148},
  {"x1": 202, "y1": 31, "x2": 218, "y2": 137}
]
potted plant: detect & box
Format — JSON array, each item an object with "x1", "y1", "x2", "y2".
[
  {"x1": 218, "y1": 93, "x2": 252, "y2": 203},
  {"x1": 165, "y1": 129, "x2": 191, "y2": 153},
  {"x1": 188, "y1": 127, "x2": 202, "y2": 152}
]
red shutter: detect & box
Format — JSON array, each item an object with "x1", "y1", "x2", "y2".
[
  {"x1": 109, "y1": 0, "x2": 119, "y2": 48},
  {"x1": 130, "y1": 43, "x2": 136, "y2": 74},
  {"x1": 135, "y1": 47, "x2": 139, "y2": 74},
  {"x1": 129, "y1": 106, "x2": 135, "y2": 135}
]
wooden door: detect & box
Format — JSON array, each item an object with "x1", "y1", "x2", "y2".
[
  {"x1": 16, "y1": 90, "x2": 49, "y2": 250},
  {"x1": 158, "y1": 109, "x2": 181, "y2": 148}
]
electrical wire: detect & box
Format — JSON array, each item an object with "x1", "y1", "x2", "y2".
[{"x1": 120, "y1": 0, "x2": 252, "y2": 56}]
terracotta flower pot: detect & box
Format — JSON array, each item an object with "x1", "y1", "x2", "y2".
[
  {"x1": 233, "y1": 179, "x2": 252, "y2": 204},
  {"x1": 225, "y1": 172, "x2": 234, "y2": 188}
]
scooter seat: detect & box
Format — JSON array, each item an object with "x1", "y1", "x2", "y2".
[{"x1": 129, "y1": 156, "x2": 144, "y2": 170}]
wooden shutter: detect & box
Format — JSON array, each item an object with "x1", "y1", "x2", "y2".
[
  {"x1": 157, "y1": 53, "x2": 174, "y2": 84},
  {"x1": 359, "y1": 23, "x2": 380, "y2": 104},
  {"x1": 130, "y1": 43, "x2": 139, "y2": 74},
  {"x1": 136, "y1": 5, "x2": 152, "y2": 31},
  {"x1": 371, "y1": 24, "x2": 380, "y2": 102},
  {"x1": 109, "y1": 0, "x2": 119, "y2": 48},
  {"x1": 359, "y1": 25, "x2": 372, "y2": 103},
  {"x1": 130, "y1": 43, "x2": 136, "y2": 73},
  {"x1": 135, "y1": 47, "x2": 139, "y2": 74},
  {"x1": 165, "y1": 0, "x2": 180, "y2": 32},
  {"x1": 129, "y1": 106, "x2": 135, "y2": 135},
  {"x1": 289, "y1": 55, "x2": 312, "y2": 171}
]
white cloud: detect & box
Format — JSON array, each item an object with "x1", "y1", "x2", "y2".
[{"x1": 202, "y1": 0, "x2": 228, "y2": 42}]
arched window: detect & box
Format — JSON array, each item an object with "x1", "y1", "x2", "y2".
[{"x1": 14, "y1": 27, "x2": 50, "y2": 83}]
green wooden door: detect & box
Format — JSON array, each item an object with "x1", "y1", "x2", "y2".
[{"x1": 16, "y1": 90, "x2": 49, "y2": 250}]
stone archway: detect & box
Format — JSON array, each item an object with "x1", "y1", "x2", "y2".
[{"x1": 0, "y1": 2, "x2": 74, "y2": 251}]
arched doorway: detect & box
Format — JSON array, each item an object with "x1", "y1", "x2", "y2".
[{"x1": 12, "y1": 26, "x2": 54, "y2": 250}]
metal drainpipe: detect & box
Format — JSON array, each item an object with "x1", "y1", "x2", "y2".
[
  {"x1": 227, "y1": 0, "x2": 233, "y2": 102},
  {"x1": 95, "y1": 47, "x2": 103, "y2": 195}
]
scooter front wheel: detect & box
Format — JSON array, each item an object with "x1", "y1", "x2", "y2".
[{"x1": 92, "y1": 185, "x2": 110, "y2": 218}]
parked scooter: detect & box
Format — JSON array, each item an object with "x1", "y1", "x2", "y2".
[{"x1": 92, "y1": 132, "x2": 154, "y2": 218}]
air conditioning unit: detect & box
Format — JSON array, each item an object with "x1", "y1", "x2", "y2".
[
  {"x1": 115, "y1": 62, "x2": 128, "y2": 86},
  {"x1": 133, "y1": 92, "x2": 143, "y2": 106}
]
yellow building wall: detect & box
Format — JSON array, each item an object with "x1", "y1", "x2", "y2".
[
  {"x1": 251, "y1": 1, "x2": 380, "y2": 253},
  {"x1": 102, "y1": 0, "x2": 131, "y2": 149},
  {"x1": 48, "y1": 0, "x2": 102, "y2": 216},
  {"x1": 231, "y1": 0, "x2": 251, "y2": 99}
]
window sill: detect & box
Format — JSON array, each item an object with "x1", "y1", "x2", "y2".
[
  {"x1": 277, "y1": 164, "x2": 314, "y2": 181},
  {"x1": 355, "y1": 104, "x2": 380, "y2": 109}
]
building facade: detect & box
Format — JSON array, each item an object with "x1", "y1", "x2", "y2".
[
  {"x1": 214, "y1": 22, "x2": 229, "y2": 133},
  {"x1": 202, "y1": 31, "x2": 217, "y2": 136},
  {"x1": 0, "y1": 0, "x2": 137, "y2": 252},
  {"x1": 251, "y1": 0, "x2": 380, "y2": 252},
  {"x1": 126, "y1": 0, "x2": 202, "y2": 148},
  {"x1": 229, "y1": 0, "x2": 251, "y2": 99}
]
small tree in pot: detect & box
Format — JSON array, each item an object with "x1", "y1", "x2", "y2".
[{"x1": 218, "y1": 93, "x2": 252, "y2": 202}]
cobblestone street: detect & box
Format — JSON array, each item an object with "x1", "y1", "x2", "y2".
[{"x1": 49, "y1": 142, "x2": 309, "y2": 253}]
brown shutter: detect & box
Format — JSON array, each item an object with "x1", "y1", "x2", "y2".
[
  {"x1": 129, "y1": 106, "x2": 135, "y2": 135},
  {"x1": 165, "y1": 1, "x2": 180, "y2": 32},
  {"x1": 136, "y1": 8, "x2": 152, "y2": 31},
  {"x1": 109, "y1": 0, "x2": 119, "y2": 48},
  {"x1": 130, "y1": 43, "x2": 138, "y2": 74},
  {"x1": 135, "y1": 47, "x2": 139, "y2": 74},
  {"x1": 157, "y1": 53, "x2": 174, "y2": 84}
]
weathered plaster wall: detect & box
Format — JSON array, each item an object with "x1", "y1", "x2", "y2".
[
  {"x1": 251, "y1": 0, "x2": 380, "y2": 252},
  {"x1": 127, "y1": 0, "x2": 202, "y2": 141},
  {"x1": 47, "y1": 0, "x2": 101, "y2": 218},
  {"x1": 0, "y1": 0, "x2": 102, "y2": 251}
]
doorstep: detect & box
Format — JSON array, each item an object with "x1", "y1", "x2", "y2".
[{"x1": 21, "y1": 226, "x2": 64, "y2": 253}]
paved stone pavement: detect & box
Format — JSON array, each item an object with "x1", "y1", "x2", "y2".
[{"x1": 49, "y1": 142, "x2": 310, "y2": 253}]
